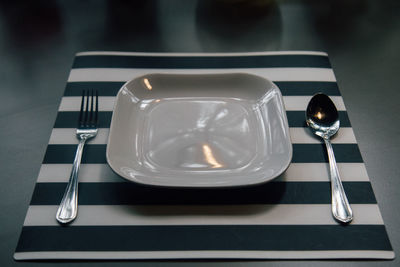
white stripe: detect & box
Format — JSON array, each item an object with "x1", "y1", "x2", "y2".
[
  {"x1": 37, "y1": 164, "x2": 122, "y2": 183},
  {"x1": 49, "y1": 128, "x2": 110, "y2": 144},
  {"x1": 284, "y1": 95, "x2": 345, "y2": 110},
  {"x1": 278, "y1": 163, "x2": 369, "y2": 182},
  {"x1": 23, "y1": 204, "x2": 383, "y2": 226},
  {"x1": 67, "y1": 68, "x2": 336, "y2": 82},
  {"x1": 59, "y1": 96, "x2": 115, "y2": 111},
  {"x1": 48, "y1": 127, "x2": 356, "y2": 145},
  {"x1": 289, "y1": 127, "x2": 356, "y2": 143},
  {"x1": 58, "y1": 95, "x2": 345, "y2": 111},
  {"x1": 75, "y1": 51, "x2": 329, "y2": 57},
  {"x1": 14, "y1": 250, "x2": 395, "y2": 260},
  {"x1": 37, "y1": 163, "x2": 370, "y2": 183}
]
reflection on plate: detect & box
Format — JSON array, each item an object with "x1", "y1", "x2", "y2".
[{"x1": 106, "y1": 73, "x2": 292, "y2": 187}]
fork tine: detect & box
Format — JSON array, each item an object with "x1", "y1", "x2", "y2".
[
  {"x1": 94, "y1": 90, "x2": 98, "y2": 126},
  {"x1": 84, "y1": 90, "x2": 90, "y2": 126},
  {"x1": 78, "y1": 90, "x2": 85, "y2": 127},
  {"x1": 89, "y1": 89, "x2": 94, "y2": 125}
]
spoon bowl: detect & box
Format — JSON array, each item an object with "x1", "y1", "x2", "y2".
[
  {"x1": 306, "y1": 93, "x2": 340, "y2": 139},
  {"x1": 306, "y1": 93, "x2": 353, "y2": 223}
]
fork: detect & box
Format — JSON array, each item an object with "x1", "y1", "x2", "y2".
[{"x1": 56, "y1": 90, "x2": 98, "y2": 224}]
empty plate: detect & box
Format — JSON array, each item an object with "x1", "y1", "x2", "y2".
[{"x1": 106, "y1": 73, "x2": 292, "y2": 187}]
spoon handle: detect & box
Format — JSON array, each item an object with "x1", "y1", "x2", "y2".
[{"x1": 324, "y1": 138, "x2": 353, "y2": 223}]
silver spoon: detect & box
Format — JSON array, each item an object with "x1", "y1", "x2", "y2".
[{"x1": 306, "y1": 93, "x2": 353, "y2": 223}]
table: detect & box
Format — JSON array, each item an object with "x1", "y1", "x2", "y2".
[{"x1": 1, "y1": 0, "x2": 399, "y2": 266}]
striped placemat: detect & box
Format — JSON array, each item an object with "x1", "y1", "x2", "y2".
[{"x1": 14, "y1": 51, "x2": 394, "y2": 260}]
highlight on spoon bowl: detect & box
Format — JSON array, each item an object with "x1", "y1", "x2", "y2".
[{"x1": 306, "y1": 93, "x2": 340, "y2": 139}]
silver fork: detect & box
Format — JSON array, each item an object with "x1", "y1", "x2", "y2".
[{"x1": 56, "y1": 90, "x2": 98, "y2": 224}]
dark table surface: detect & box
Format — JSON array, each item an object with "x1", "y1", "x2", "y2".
[{"x1": 1, "y1": 0, "x2": 399, "y2": 266}]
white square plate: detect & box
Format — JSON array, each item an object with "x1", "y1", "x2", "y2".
[{"x1": 106, "y1": 73, "x2": 292, "y2": 187}]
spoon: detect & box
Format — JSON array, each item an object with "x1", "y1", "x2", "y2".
[{"x1": 306, "y1": 93, "x2": 353, "y2": 223}]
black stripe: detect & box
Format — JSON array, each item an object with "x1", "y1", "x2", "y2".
[
  {"x1": 72, "y1": 55, "x2": 331, "y2": 69},
  {"x1": 54, "y1": 112, "x2": 112, "y2": 128},
  {"x1": 293, "y1": 144, "x2": 362, "y2": 163},
  {"x1": 274, "y1": 81, "x2": 340, "y2": 96},
  {"x1": 53, "y1": 111, "x2": 351, "y2": 128},
  {"x1": 42, "y1": 144, "x2": 362, "y2": 164},
  {"x1": 16, "y1": 225, "x2": 391, "y2": 252},
  {"x1": 30, "y1": 182, "x2": 376, "y2": 205},
  {"x1": 64, "y1": 82, "x2": 125, "y2": 96},
  {"x1": 64, "y1": 81, "x2": 340, "y2": 96}
]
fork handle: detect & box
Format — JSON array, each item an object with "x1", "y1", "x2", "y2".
[
  {"x1": 56, "y1": 138, "x2": 86, "y2": 224},
  {"x1": 324, "y1": 138, "x2": 353, "y2": 223}
]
